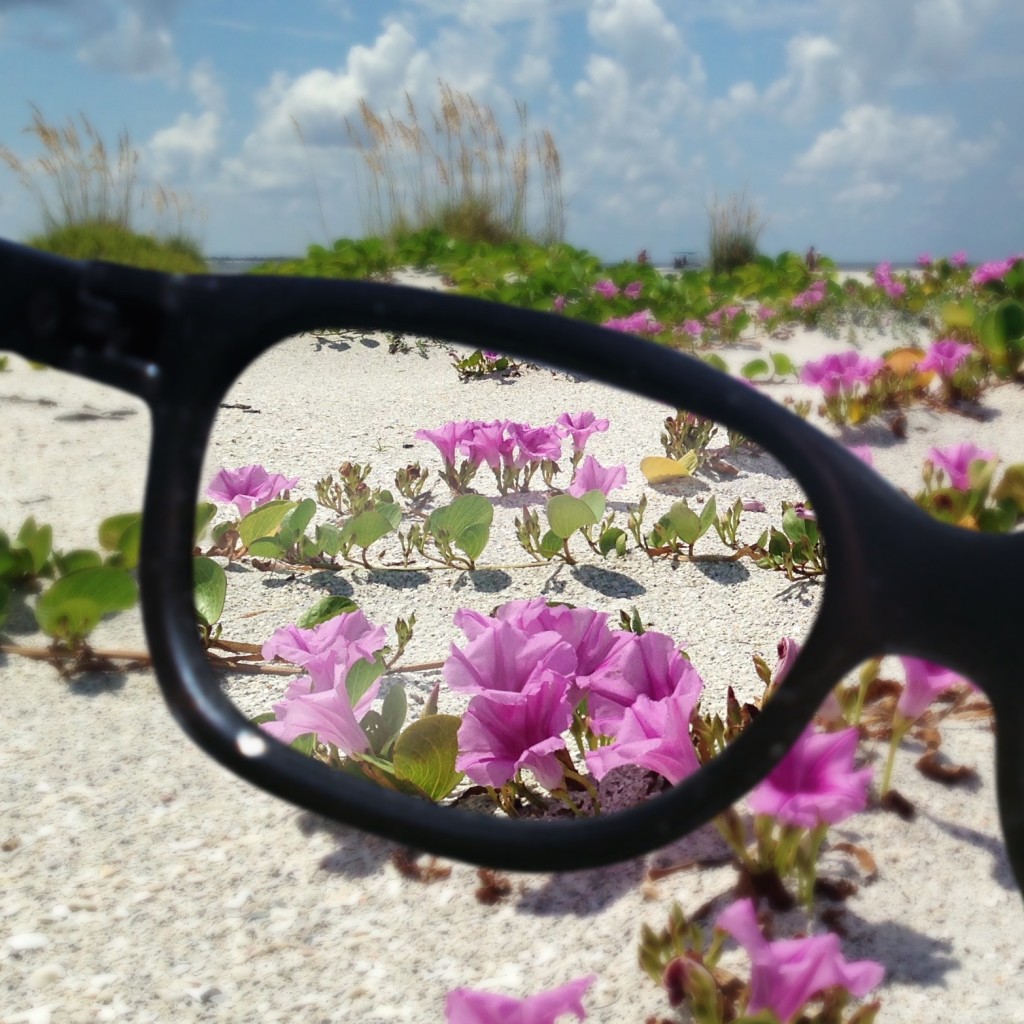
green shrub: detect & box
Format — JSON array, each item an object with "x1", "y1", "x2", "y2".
[
  {"x1": 28, "y1": 221, "x2": 206, "y2": 273},
  {"x1": 707, "y1": 190, "x2": 768, "y2": 275}
]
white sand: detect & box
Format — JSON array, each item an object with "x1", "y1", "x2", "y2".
[{"x1": 2, "y1": 277, "x2": 1024, "y2": 1023}]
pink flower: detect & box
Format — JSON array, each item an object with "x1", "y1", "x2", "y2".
[
  {"x1": 917, "y1": 252, "x2": 933, "y2": 266},
  {"x1": 262, "y1": 681, "x2": 372, "y2": 755},
  {"x1": 445, "y1": 975, "x2": 596, "y2": 1024},
  {"x1": 456, "y1": 673, "x2": 575, "y2": 789},
  {"x1": 799, "y1": 351, "x2": 883, "y2": 397},
  {"x1": 592, "y1": 279, "x2": 619, "y2": 299},
  {"x1": 756, "y1": 304, "x2": 776, "y2": 321},
  {"x1": 791, "y1": 280, "x2": 826, "y2": 310},
  {"x1": 603, "y1": 309, "x2": 664, "y2": 335},
  {"x1": 555, "y1": 411, "x2": 610, "y2": 453},
  {"x1": 581, "y1": 630, "x2": 703, "y2": 733},
  {"x1": 917, "y1": 339, "x2": 973, "y2": 378},
  {"x1": 454, "y1": 600, "x2": 622, "y2": 701},
  {"x1": 716, "y1": 899, "x2": 884, "y2": 1023},
  {"x1": 207, "y1": 464, "x2": 299, "y2": 518},
  {"x1": 507, "y1": 422, "x2": 562, "y2": 469},
  {"x1": 262, "y1": 611, "x2": 388, "y2": 687},
  {"x1": 950, "y1": 250, "x2": 968, "y2": 268},
  {"x1": 847, "y1": 445, "x2": 874, "y2": 467},
  {"x1": 872, "y1": 261, "x2": 906, "y2": 299},
  {"x1": 748, "y1": 726, "x2": 871, "y2": 828},
  {"x1": 897, "y1": 657, "x2": 964, "y2": 721},
  {"x1": 462, "y1": 420, "x2": 515, "y2": 470},
  {"x1": 415, "y1": 421, "x2": 476, "y2": 467},
  {"x1": 586, "y1": 687, "x2": 702, "y2": 783},
  {"x1": 773, "y1": 637, "x2": 801, "y2": 686},
  {"x1": 680, "y1": 319, "x2": 703, "y2": 337},
  {"x1": 444, "y1": 620, "x2": 577, "y2": 696},
  {"x1": 552, "y1": 294, "x2": 567, "y2": 312},
  {"x1": 567, "y1": 455, "x2": 627, "y2": 498},
  {"x1": 926, "y1": 441, "x2": 996, "y2": 490},
  {"x1": 972, "y1": 257, "x2": 1018, "y2": 286},
  {"x1": 624, "y1": 280, "x2": 643, "y2": 299}
]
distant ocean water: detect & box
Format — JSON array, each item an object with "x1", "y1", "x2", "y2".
[{"x1": 206, "y1": 256, "x2": 914, "y2": 276}]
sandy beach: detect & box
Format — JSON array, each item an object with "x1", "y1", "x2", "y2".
[{"x1": 3, "y1": 272, "x2": 1024, "y2": 1024}]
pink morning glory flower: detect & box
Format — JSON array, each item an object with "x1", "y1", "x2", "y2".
[
  {"x1": 586, "y1": 686, "x2": 702, "y2": 784},
  {"x1": 507, "y1": 422, "x2": 562, "y2": 469},
  {"x1": 207, "y1": 464, "x2": 299, "y2": 518},
  {"x1": 603, "y1": 309, "x2": 664, "y2": 335},
  {"x1": 917, "y1": 339, "x2": 973, "y2": 378},
  {"x1": 592, "y1": 279, "x2": 619, "y2": 299},
  {"x1": 926, "y1": 441, "x2": 996, "y2": 490},
  {"x1": 456, "y1": 673, "x2": 575, "y2": 790},
  {"x1": 262, "y1": 611, "x2": 388, "y2": 688},
  {"x1": 582, "y1": 629, "x2": 704, "y2": 733},
  {"x1": 917, "y1": 252, "x2": 933, "y2": 266},
  {"x1": 567, "y1": 455, "x2": 627, "y2": 498},
  {"x1": 262, "y1": 683, "x2": 372, "y2": 755},
  {"x1": 756, "y1": 304, "x2": 776, "y2": 321},
  {"x1": 897, "y1": 657, "x2": 966, "y2": 721},
  {"x1": 847, "y1": 445, "x2": 874, "y2": 467},
  {"x1": 462, "y1": 420, "x2": 515, "y2": 470},
  {"x1": 748, "y1": 725, "x2": 871, "y2": 829},
  {"x1": 445, "y1": 975, "x2": 596, "y2": 1024},
  {"x1": 555, "y1": 411, "x2": 610, "y2": 453},
  {"x1": 680, "y1": 319, "x2": 703, "y2": 337},
  {"x1": 950, "y1": 250, "x2": 968, "y2": 267},
  {"x1": 791, "y1": 280, "x2": 826, "y2": 309},
  {"x1": 624, "y1": 280, "x2": 643, "y2": 300},
  {"x1": 444, "y1": 619, "x2": 577, "y2": 696},
  {"x1": 552, "y1": 294, "x2": 567, "y2": 313},
  {"x1": 872, "y1": 261, "x2": 906, "y2": 298},
  {"x1": 415, "y1": 421, "x2": 476, "y2": 468},
  {"x1": 972, "y1": 257, "x2": 1018, "y2": 286},
  {"x1": 716, "y1": 899, "x2": 884, "y2": 1023},
  {"x1": 454, "y1": 601, "x2": 622, "y2": 706},
  {"x1": 800, "y1": 351, "x2": 884, "y2": 396}
]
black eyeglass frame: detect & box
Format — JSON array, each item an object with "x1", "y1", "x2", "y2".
[{"x1": 3, "y1": 238, "x2": 1023, "y2": 892}]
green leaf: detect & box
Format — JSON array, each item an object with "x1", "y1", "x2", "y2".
[
  {"x1": 53, "y1": 549, "x2": 103, "y2": 576},
  {"x1": 941, "y1": 300, "x2": 975, "y2": 329},
  {"x1": 194, "y1": 502, "x2": 217, "y2": 544},
  {"x1": 698, "y1": 495, "x2": 718, "y2": 534},
  {"x1": 0, "y1": 582, "x2": 9, "y2": 630},
  {"x1": 577, "y1": 489, "x2": 606, "y2": 524},
  {"x1": 770, "y1": 352, "x2": 795, "y2": 377},
  {"x1": 35, "y1": 565, "x2": 138, "y2": 640},
  {"x1": 296, "y1": 595, "x2": 360, "y2": 629},
  {"x1": 237, "y1": 499, "x2": 297, "y2": 549},
  {"x1": 345, "y1": 654, "x2": 387, "y2": 707},
  {"x1": 598, "y1": 526, "x2": 627, "y2": 556},
  {"x1": 428, "y1": 495, "x2": 493, "y2": 561},
  {"x1": 364, "y1": 684, "x2": 407, "y2": 756},
  {"x1": 342, "y1": 502, "x2": 402, "y2": 550},
  {"x1": 392, "y1": 715, "x2": 464, "y2": 801},
  {"x1": 17, "y1": 518, "x2": 52, "y2": 575},
  {"x1": 280, "y1": 498, "x2": 317, "y2": 544},
  {"x1": 98, "y1": 512, "x2": 141, "y2": 569},
  {"x1": 546, "y1": 493, "x2": 599, "y2": 539},
  {"x1": 702, "y1": 353, "x2": 728, "y2": 372},
  {"x1": 192, "y1": 556, "x2": 227, "y2": 629},
  {"x1": 247, "y1": 537, "x2": 286, "y2": 557},
  {"x1": 314, "y1": 523, "x2": 343, "y2": 556},
  {"x1": 290, "y1": 733, "x2": 317, "y2": 757},
  {"x1": 741, "y1": 358, "x2": 769, "y2": 380},
  {"x1": 781, "y1": 507, "x2": 808, "y2": 543}
]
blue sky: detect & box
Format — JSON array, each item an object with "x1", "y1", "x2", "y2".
[{"x1": 0, "y1": 0, "x2": 1021, "y2": 263}]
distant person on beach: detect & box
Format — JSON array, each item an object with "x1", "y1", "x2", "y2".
[{"x1": 806, "y1": 246, "x2": 818, "y2": 271}]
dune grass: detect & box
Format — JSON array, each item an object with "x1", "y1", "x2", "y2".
[
  {"x1": 343, "y1": 80, "x2": 564, "y2": 246},
  {"x1": 707, "y1": 190, "x2": 768, "y2": 275},
  {"x1": 1, "y1": 105, "x2": 205, "y2": 272}
]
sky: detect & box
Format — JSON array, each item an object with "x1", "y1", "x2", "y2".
[{"x1": 0, "y1": 0, "x2": 1021, "y2": 263}]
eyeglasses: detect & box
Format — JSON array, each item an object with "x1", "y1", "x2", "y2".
[{"x1": 3, "y1": 236, "x2": 1023, "y2": 895}]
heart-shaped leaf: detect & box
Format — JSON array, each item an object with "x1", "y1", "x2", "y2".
[
  {"x1": 296, "y1": 595, "x2": 360, "y2": 629},
  {"x1": 429, "y1": 495, "x2": 493, "y2": 561},
  {"x1": 342, "y1": 502, "x2": 402, "y2": 550},
  {"x1": 98, "y1": 512, "x2": 141, "y2": 569},
  {"x1": 546, "y1": 493, "x2": 599, "y2": 539},
  {"x1": 238, "y1": 499, "x2": 296, "y2": 548},
  {"x1": 192, "y1": 556, "x2": 227, "y2": 628},
  {"x1": 35, "y1": 565, "x2": 138, "y2": 640},
  {"x1": 392, "y1": 714, "x2": 464, "y2": 801},
  {"x1": 640, "y1": 452, "x2": 699, "y2": 484}
]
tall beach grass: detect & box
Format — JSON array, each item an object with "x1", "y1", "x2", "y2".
[
  {"x1": 1, "y1": 105, "x2": 206, "y2": 272},
  {"x1": 343, "y1": 80, "x2": 565, "y2": 246},
  {"x1": 707, "y1": 189, "x2": 768, "y2": 274}
]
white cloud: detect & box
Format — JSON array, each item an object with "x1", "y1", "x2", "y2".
[
  {"x1": 763, "y1": 33, "x2": 857, "y2": 119},
  {"x1": 587, "y1": 0, "x2": 683, "y2": 78},
  {"x1": 145, "y1": 62, "x2": 223, "y2": 180},
  {"x1": 791, "y1": 104, "x2": 996, "y2": 200}
]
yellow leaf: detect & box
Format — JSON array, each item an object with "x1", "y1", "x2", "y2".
[{"x1": 640, "y1": 452, "x2": 699, "y2": 484}]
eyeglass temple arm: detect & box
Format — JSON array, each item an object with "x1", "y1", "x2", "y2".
[{"x1": 0, "y1": 240, "x2": 168, "y2": 395}]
